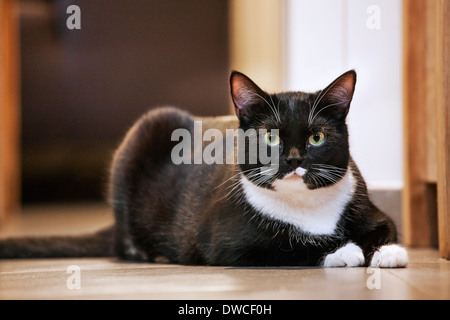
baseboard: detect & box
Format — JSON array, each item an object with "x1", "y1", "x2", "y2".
[{"x1": 368, "y1": 188, "x2": 403, "y2": 242}]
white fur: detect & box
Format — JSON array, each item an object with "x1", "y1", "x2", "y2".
[
  {"x1": 369, "y1": 244, "x2": 408, "y2": 268},
  {"x1": 295, "y1": 167, "x2": 306, "y2": 176},
  {"x1": 240, "y1": 168, "x2": 355, "y2": 235},
  {"x1": 323, "y1": 242, "x2": 365, "y2": 267}
]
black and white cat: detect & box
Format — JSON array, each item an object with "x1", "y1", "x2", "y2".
[{"x1": 0, "y1": 70, "x2": 408, "y2": 268}]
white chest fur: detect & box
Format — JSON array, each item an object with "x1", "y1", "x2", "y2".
[{"x1": 240, "y1": 169, "x2": 355, "y2": 235}]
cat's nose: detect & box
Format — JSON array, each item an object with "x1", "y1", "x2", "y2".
[
  {"x1": 286, "y1": 156, "x2": 303, "y2": 169},
  {"x1": 286, "y1": 148, "x2": 303, "y2": 169}
]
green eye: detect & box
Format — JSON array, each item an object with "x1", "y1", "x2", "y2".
[
  {"x1": 308, "y1": 132, "x2": 326, "y2": 146},
  {"x1": 264, "y1": 132, "x2": 280, "y2": 146}
]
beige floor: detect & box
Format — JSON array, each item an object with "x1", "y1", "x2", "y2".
[{"x1": 0, "y1": 204, "x2": 449, "y2": 300}]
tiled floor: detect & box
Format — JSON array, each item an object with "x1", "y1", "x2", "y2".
[{"x1": 0, "y1": 204, "x2": 449, "y2": 300}]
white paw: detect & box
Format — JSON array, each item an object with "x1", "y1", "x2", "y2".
[
  {"x1": 370, "y1": 244, "x2": 408, "y2": 268},
  {"x1": 323, "y1": 242, "x2": 365, "y2": 267}
]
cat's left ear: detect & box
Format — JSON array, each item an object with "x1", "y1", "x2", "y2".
[
  {"x1": 230, "y1": 71, "x2": 266, "y2": 122},
  {"x1": 318, "y1": 70, "x2": 356, "y2": 121}
]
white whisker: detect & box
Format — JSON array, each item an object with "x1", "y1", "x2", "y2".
[
  {"x1": 253, "y1": 93, "x2": 281, "y2": 124},
  {"x1": 308, "y1": 77, "x2": 342, "y2": 125},
  {"x1": 310, "y1": 101, "x2": 348, "y2": 123}
]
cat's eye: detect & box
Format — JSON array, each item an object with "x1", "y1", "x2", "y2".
[
  {"x1": 308, "y1": 132, "x2": 326, "y2": 147},
  {"x1": 263, "y1": 132, "x2": 280, "y2": 146}
]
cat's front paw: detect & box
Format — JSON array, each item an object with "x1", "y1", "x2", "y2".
[
  {"x1": 369, "y1": 244, "x2": 408, "y2": 268},
  {"x1": 323, "y1": 242, "x2": 365, "y2": 267}
]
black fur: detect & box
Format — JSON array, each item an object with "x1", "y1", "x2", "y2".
[
  {"x1": 0, "y1": 70, "x2": 398, "y2": 266},
  {"x1": 0, "y1": 227, "x2": 114, "y2": 258}
]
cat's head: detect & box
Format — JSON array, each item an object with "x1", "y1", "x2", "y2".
[{"x1": 230, "y1": 70, "x2": 356, "y2": 190}]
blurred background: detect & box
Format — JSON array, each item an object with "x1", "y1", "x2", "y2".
[
  {"x1": 20, "y1": 0, "x2": 230, "y2": 203},
  {"x1": 2, "y1": 0, "x2": 449, "y2": 255}
]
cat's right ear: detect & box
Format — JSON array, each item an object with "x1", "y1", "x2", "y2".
[{"x1": 230, "y1": 71, "x2": 265, "y2": 121}]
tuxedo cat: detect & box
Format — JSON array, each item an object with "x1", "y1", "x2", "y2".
[{"x1": 0, "y1": 70, "x2": 408, "y2": 268}]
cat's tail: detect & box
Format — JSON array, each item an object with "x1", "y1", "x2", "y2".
[{"x1": 0, "y1": 226, "x2": 115, "y2": 259}]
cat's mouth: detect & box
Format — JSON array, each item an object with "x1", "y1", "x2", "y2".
[{"x1": 282, "y1": 167, "x2": 307, "y2": 180}]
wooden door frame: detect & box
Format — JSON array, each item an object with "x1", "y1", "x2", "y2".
[
  {"x1": 403, "y1": 0, "x2": 450, "y2": 259},
  {"x1": 0, "y1": 0, "x2": 20, "y2": 225},
  {"x1": 435, "y1": 0, "x2": 450, "y2": 260}
]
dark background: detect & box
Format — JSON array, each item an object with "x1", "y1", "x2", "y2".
[{"x1": 20, "y1": 0, "x2": 230, "y2": 203}]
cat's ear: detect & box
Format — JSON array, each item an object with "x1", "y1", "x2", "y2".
[
  {"x1": 230, "y1": 71, "x2": 265, "y2": 121},
  {"x1": 318, "y1": 70, "x2": 356, "y2": 120}
]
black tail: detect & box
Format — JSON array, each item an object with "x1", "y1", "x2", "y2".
[{"x1": 0, "y1": 226, "x2": 115, "y2": 259}]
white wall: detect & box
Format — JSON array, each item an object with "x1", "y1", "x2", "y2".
[
  {"x1": 229, "y1": 0, "x2": 285, "y2": 92},
  {"x1": 286, "y1": 0, "x2": 403, "y2": 189}
]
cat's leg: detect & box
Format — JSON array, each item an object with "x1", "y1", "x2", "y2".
[
  {"x1": 322, "y1": 242, "x2": 365, "y2": 267},
  {"x1": 359, "y1": 214, "x2": 409, "y2": 268},
  {"x1": 114, "y1": 221, "x2": 149, "y2": 261}
]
